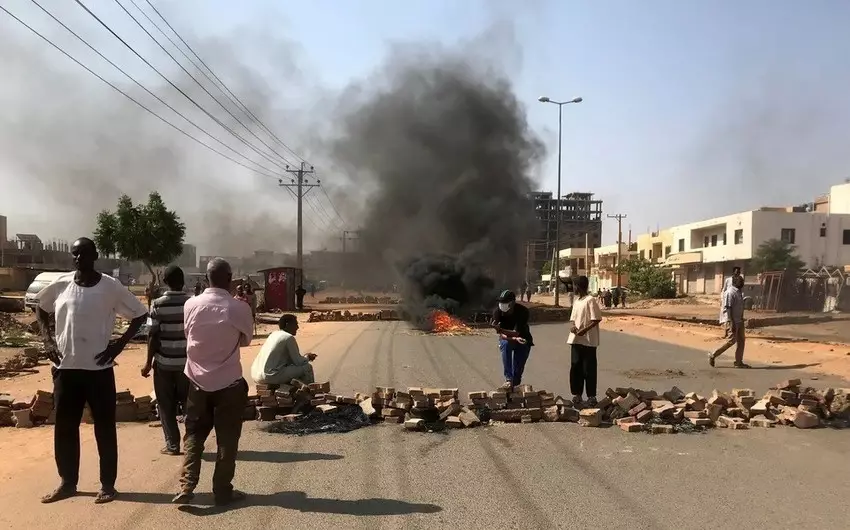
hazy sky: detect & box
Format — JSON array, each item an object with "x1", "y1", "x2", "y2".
[{"x1": 1, "y1": 0, "x2": 849, "y2": 250}]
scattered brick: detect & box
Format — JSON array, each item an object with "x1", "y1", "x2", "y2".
[
  {"x1": 620, "y1": 422, "x2": 645, "y2": 432},
  {"x1": 578, "y1": 408, "x2": 602, "y2": 427},
  {"x1": 793, "y1": 410, "x2": 820, "y2": 429},
  {"x1": 651, "y1": 424, "x2": 674, "y2": 434}
]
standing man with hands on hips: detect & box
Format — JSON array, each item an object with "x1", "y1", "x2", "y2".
[
  {"x1": 491, "y1": 290, "x2": 534, "y2": 390},
  {"x1": 567, "y1": 276, "x2": 603, "y2": 408},
  {"x1": 36, "y1": 237, "x2": 148, "y2": 505}
]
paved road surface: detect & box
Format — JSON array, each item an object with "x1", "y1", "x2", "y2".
[{"x1": 2, "y1": 321, "x2": 848, "y2": 530}]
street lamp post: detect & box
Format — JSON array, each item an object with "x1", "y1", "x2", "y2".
[{"x1": 538, "y1": 95, "x2": 582, "y2": 307}]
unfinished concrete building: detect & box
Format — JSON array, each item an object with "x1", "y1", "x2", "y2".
[{"x1": 527, "y1": 191, "x2": 603, "y2": 278}]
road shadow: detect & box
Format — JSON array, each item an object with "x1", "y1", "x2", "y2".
[
  {"x1": 200, "y1": 451, "x2": 343, "y2": 463},
  {"x1": 718, "y1": 363, "x2": 820, "y2": 371},
  {"x1": 166, "y1": 491, "x2": 443, "y2": 517}
]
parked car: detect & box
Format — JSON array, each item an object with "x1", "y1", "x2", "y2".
[{"x1": 24, "y1": 272, "x2": 69, "y2": 312}]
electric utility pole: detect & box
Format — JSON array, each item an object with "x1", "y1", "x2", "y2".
[
  {"x1": 279, "y1": 162, "x2": 317, "y2": 282},
  {"x1": 607, "y1": 213, "x2": 627, "y2": 289}
]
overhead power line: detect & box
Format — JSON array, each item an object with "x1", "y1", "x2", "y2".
[
  {"x1": 139, "y1": 0, "x2": 307, "y2": 165},
  {"x1": 24, "y1": 0, "x2": 282, "y2": 179},
  {"x1": 0, "y1": 3, "x2": 279, "y2": 181},
  {"x1": 108, "y1": 0, "x2": 300, "y2": 169},
  {"x1": 74, "y1": 0, "x2": 291, "y2": 172}
]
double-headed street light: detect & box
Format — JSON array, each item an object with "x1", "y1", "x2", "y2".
[{"x1": 538, "y1": 95, "x2": 583, "y2": 308}]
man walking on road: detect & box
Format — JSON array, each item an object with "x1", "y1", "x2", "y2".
[
  {"x1": 36, "y1": 238, "x2": 148, "y2": 504},
  {"x1": 491, "y1": 290, "x2": 534, "y2": 390},
  {"x1": 709, "y1": 275, "x2": 750, "y2": 368},
  {"x1": 719, "y1": 267, "x2": 742, "y2": 338},
  {"x1": 142, "y1": 265, "x2": 191, "y2": 456},
  {"x1": 251, "y1": 314, "x2": 317, "y2": 386},
  {"x1": 567, "y1": 276, "x2": 602, "y2": 408},
  {"x1": 173, "y1": 258, "x2": 254, "y2": 506}
]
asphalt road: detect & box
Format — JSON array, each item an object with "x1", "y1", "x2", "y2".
[{"x1": 2, "y1": 321, "x2": 849, "y2": 530}]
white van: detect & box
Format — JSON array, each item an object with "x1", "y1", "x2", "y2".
[{"x1": 24, "y1": 272, "x2": 69, "y2": 312}]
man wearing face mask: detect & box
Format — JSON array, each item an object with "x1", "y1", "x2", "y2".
[{"x1": 491, "y1": 290, "x2": 534, "y2": 390}]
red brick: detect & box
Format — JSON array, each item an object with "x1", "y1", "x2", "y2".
[
  {"x1": 281, "y1": 413, "x2": 302, "y2": 422},
  {"x1": 404, "y1": 418, "x2": 425, "y2": 430},
  {"x1": 688, "y1": 418, "x2": 713, "y2": 427},
  {"x1": 578, "y1": 408, "x2": 602, "y2": 427},
  {"x1": 636, "y1": 409, "x2": 655, "y2": 423},
  {"x1": 620, "y1": 422, "x2": 645, "y2": 432},
  {"x1": 776, "y1": 379, "x2": 801, "y2": 390},
  {"x1": 615, "y1": 416, "x2": 637, "y2": 426},
  {"x1": 651, "y1": 424, "x2": 674, "y2": 434},
  {"x1": 445, "y1": 416, "x2": 464, "y2": 428},
  {"x1": 629, "y1": 402, "x2": 648, "y2": 416},
  {"x1": 316, "y1": 404, "x2": 338, "y2": 414},
  {"x1": 459, "y1": 410, "x2": 481, "y2": 427},
  {"x1": 793, "y1": 410, "x2": 820, "y2": 429}
]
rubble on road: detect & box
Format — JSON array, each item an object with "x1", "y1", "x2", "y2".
[
  {"x1": 319, "y1": 296, "x2": 400, "y2": 305},
  {"x1": 4, "y1": 377, "x2": 846, "y2": 436},
  {"x1": 0, "y1": 388, "x2": 157, "y2": 428},
  {"x1": 307, "y1": 310, "x2": 402, "y2": 322}
]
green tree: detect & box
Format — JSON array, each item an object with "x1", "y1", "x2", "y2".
[
  {"x1": 751, "y1": 239, "x2": 805, "y2": 273},
  {"x1": 619, "y1": 258, "x2": 676, "y2": 299},
  {"x1": 94, "y1": 192, "x2": 186, "y2": 276},
  {"x1": 540, "y1": 258, "x2": 568, "y2": 276}
]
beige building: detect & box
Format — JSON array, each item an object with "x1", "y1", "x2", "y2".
[
  {"x1": 593, "y1": 242, "x2": 637, "y2": 289},
  {"x1": 636, "y1": 230, "x2": 673, "y2": 264},
  {"x1": 664, "y1": 197, "x2": 850, "y2": 295}
]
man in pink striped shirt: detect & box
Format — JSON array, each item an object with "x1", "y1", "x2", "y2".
[{"x1": 173, "y1": 258, "x2": 253, "y2": 506}]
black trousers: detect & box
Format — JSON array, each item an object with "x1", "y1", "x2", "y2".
[
  {"x1": 569, "y1": 344, "x2": 598, "y2": 398},
  {"x1": 153, "y1": 365, "x2": 189, "y2": 451},
  {"x1": 52, "y1": 367, "x2": 118, "y2": 490},
  {"x1": 180, "y1": 379, "x2": 248, "y2": 500}
]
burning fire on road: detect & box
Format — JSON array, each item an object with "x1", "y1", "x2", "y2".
[{"x1": 428, "y1": 309, "x2": 477, "y2": 335}]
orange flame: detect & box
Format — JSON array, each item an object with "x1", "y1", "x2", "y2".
[{"x1": 429, "y1": 309, "x2": 471, "y2": 333}]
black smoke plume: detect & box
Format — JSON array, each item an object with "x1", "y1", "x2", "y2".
[{"x1": 329, "y1": 47, "x2": 544, "y2": 321}]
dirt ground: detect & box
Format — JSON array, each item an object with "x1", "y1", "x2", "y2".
[{"x1": 605, "y1": 315, "x2": 850, "y2": 381}]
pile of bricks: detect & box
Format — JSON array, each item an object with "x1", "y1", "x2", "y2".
[
  {"x1": 307, "y1": 310, "x2": 401, "y2": 323},
  {"x1": 248, "y1": 380, "x2": 347, "y2": 422},
  {"x1": 319, "y1": 296, "x2": 400, "y2": 305},
  {"x1": 602, "y1": 379, "x2": 850, "y2": 433},
  {"x1": 1, "y1": 389, "x2": 157, "y2": 428},
  {"x1": 363, "y1": 386, "x2": 484, "y2": 430}
]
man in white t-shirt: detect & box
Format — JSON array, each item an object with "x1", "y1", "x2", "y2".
[
  {"x1": 566, "y1": 275, "x2": 603, "y2": 408},
  {"x1": 35, "y1": 238, "x2": 148, "y2": 505}
]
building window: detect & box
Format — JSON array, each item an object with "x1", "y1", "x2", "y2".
[
  {"x1": 678, "y1": 239, "x2": 685, "y2": 252},
  {"x1": 703, "y1": 236, "x2": 709, "y2": 248},
  {"x1": 734, "y1": 229, "x2": 743, "y2": 244},
  {"x1": 578, "y1": 258, "x2": 585, "y2": 269},
  {"x1": 639, "y1": 250, "x2": 645, "y2": 260},
  {"x1": 780, "y1": 228, "x2": 796, "y2": 244},
  {"x1": 843, "y1": 229, "x2": 850, "y2": 245},
  {"x1": 820, "y1": 226, "x2": 827, "y2": 237},
  {"x1": 722, "y1": 233, "x2": 727, "y2": 245},
  {"x1": 665, "y1": 245, "x2": 671, "y2": 257},
  {"x1": 710, "y1": 235, "x2": 718, "y2": 247},
  {"x1": 648, "y1": 249, "x2": 653, "y2": 260}
]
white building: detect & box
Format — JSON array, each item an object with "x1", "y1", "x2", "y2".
[{"x1": 664, "y1": 185, "x2": 850, "y2": 295}]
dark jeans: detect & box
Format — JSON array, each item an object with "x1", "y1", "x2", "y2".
[
  {"x1": 570, "y1": 344, "x2": 598, "y2": 398},
  {"x1": 180, "y1": 379, "x2": 248, "y2": 500},
  {"x1": 499, "y1": 339, "x2": 531, "y2": 386},
  {"x1": 52, "y1": 367, "x2": 117, "y2": 490},
  {"x1": 154, "y1": 365, "x2": 189, "y2": 452}
]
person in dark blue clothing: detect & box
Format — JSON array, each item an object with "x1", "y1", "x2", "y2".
[{"x1": 491, "y1": 290, "x2": 534, "y2": 390}]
